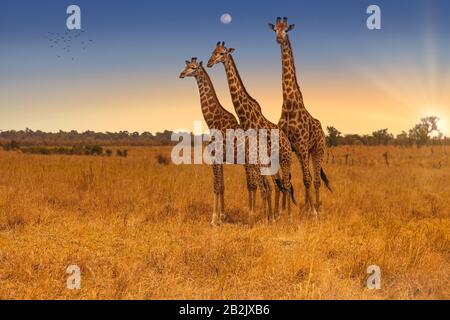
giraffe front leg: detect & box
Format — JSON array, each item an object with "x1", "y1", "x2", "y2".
[
  {"x1": 254, "y1": 172, "x2": 272, "y2": 223},
  {"x1": 282, "y1": 191, "x2": 287, "y2": 211},
  {"x1": 273, "y1": 179, "x2": 281, "y2": 218},
  {"x1": 251, "y1": 190, "x2": 257, "y2": 215},
  {"x1": 244, "y1": 164, "x2": 258, "y2": 215},
  {"x1": 264, "y1": 176, "x2": 274, "y2": 223},
  {"x1": 211, "y1": 164, "x2": 222, "y2": 226},
  {"x1": 218, "y1": 165, "x2": 226, "y2": 223}
]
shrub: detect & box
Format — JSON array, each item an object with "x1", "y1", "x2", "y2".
[
  {"x1": 116, "y1": 149, "x2": 128, "y2": 157},
  {"x1": 156, "y1": 154, "x2": 170, "y2": 165},
  {"x1": 2, "y1": 140, "x2": 20, "y2": 151}
]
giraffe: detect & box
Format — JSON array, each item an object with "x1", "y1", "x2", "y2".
[
  {"x1": 180, "y1": 57, "x2": 258, "y2": 226},
  {"x1": 268, "y1": 17, "x2": 332, "y2": 216},
  {"x1": 207, "y1": 42, "x2": 296, "y2": 222}
]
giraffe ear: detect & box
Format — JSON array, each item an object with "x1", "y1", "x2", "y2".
[
  {"x1": 287, "y1": 24, "x2": 295, "y2": 32},
  {"x1": 268, "y1": 23, "x2": 275, "y2": 31},
  {"x1": 199, "y1": 61, "x2": 203, "y2": 66},
  {"x1": 185, "y1": 60, "x2": 190, "y2": 65},
  {"x1": 227, "y1": 48, "x2": 235, "y2": 54}
]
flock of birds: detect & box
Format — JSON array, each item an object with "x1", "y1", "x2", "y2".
[{"x1": 44, "y1": 30, "x2": 94, "y2": 61}]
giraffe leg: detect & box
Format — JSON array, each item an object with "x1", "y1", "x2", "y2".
[
  {"x1": 272, "y1": 174, "x2": 282, "y2": 219},
  {"x1": 255, "y1": 173, "x2": 272, "y2": 223},
  {"x1": 282, "y1": 191, "x2": 287, "y2": 211},
  {"x1": 265, "y1": 177, "x2": 274, "y2": 222},
  {"x1": 274, "y1": 186, "x2": 280, "y2": 217},
  {"x1": 281, "y1": 161, "x2": 293, "y2": 223},
  {"x1": 267, "y1": 188, "x2": 274, "y2": 222},
  {"x1": 218, "y1": 164, "x2": 226, "y2": 222},
  {"x1": 244, "y1": 164, "x2": 257, "y2": 215},
  {"x1": 251, "y1": 190, "x2": 257, "y2": 213},
  {"x1": 211, "y1": 164, "x2": 222, "y2": 226},
  {"x1": 297, "y1": 150, "x2": 313, "y2": 216}
]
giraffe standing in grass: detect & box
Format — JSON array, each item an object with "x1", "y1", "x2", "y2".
[
  {"x1": 269, "y1": 17, "x2": 332, "y2": 216},
  {"x1": 207, "y1": 42, "x2": 296, "y2": 222},
  {"x1": 180, "y1": 57, "x2": 258, "y2": 226}
]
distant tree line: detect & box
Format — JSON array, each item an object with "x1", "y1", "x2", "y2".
[
  {"x1": 326, "y1": 116, "x2": 449, "y2": 147},
  {"x1": 0, "y1": 129, "x2": 175, "y2": 147},
  {"x1": 0, "y1": 116, "x2": 448, "y2": 148},
  {"x1": 3, "y1": 143, "x2": 130, "y2": 157}
]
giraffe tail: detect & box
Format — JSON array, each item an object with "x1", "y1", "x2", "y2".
[
  {"x1": 289, "y1": 184, "x2": 297, "y2": 206},
  {"x1": 275, "y1": 176, "x2": 297, "y2": 206},
  {"x1": 320, "y1": 168, "x2": 333, "y2": 192}
]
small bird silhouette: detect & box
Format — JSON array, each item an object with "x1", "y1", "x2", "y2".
[{"x1": 45, "y1": 29, "x2": 94, "y2": 60}]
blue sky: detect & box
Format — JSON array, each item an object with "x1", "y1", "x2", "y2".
[{"x1": 1, "y1": 0, "x2": 449, "y2": 134}]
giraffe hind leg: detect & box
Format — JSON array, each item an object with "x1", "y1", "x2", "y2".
[
  {"x1": 297, "y1": 150, "x2": 313, "y2": 216},
  {"x1": 272, "y1": 174, "x2": 283, "y2": 218},
  {"x1": 311, "y1": 145, "x2": 325, "y2": 216},
  {"x1": 280, "y1": 161, "x2": 294, "y2": 223}
]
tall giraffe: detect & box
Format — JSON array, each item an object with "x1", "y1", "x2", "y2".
[
  {"x1": 180, "y1": 57, "x2": 258, "y2": 226},
  {"x1": 268, "y1": 17, "x2": 332, "y2": 215},
  {"x1": 207, "y1": 42, "x2": 296, "y2": 222}
]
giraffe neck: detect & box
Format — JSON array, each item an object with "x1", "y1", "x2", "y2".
[
  {"x1": 195, "y1": 66, "x2": 224, "y2": 126},
  {"x1": 223, "y1": 55, "x2": 261, "y2": 124},
  {"x1": 280, "y1": 36, "x2": 305, "y2": 106}
]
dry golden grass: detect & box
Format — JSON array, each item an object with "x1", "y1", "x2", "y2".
[{"x1": 0, "y1": 146, "x2": 449, "y2": 300}]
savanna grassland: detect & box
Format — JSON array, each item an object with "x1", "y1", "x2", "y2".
[{"x1": 0, "y1": 146, "x2": 449, "y2": 300}]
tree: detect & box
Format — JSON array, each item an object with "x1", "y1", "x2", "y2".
[
  {"x1": 372, "y1": 128, "x2": 393, "y2": 145},
  {"x1": 409, "y1": 116, "x2": 441, "y2": 147},
  {"x1": 326, "y1": 126, "x2": 342, "y2": 147},
  {"x1": 396, "y1": 131, "x2": 411, "y2": 147}
]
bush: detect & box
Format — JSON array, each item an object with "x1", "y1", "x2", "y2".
[
  {"x1": 156, "y1": 154, "x2": 170, "y2": 165},
  {"x1": 116, "y1": 149, "x2": 128, "y2": 157},
  {"x1": 19, "y1": 144, "x2": 104, "y2": 156},
  {"x1": 2, "y1": 140, "x2": 20, "y2": 151}
]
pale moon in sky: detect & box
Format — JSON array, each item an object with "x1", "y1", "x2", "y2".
[{"x1": 220, "y1": 13, "x2": 232, "y2": 24}]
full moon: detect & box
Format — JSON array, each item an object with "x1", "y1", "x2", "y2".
[{"x1": 220, "y1": 13, "x2": 232, "y2": 25}]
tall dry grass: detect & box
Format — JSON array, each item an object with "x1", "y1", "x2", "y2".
[{"x1": 0, "y1": 146, "x2": 449, "y2": 299}]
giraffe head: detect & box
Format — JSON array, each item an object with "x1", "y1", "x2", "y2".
[
  {"x1": 268, "y1": 17, "x2": 295, "y2": 44},
  {"x1": 207, "y1": 41, "x2": 235, "y2": 68},
  {"x1": 179, "y1": 57, "x2": 203, "y2": 78}
]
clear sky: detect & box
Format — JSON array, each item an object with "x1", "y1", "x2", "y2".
[{"x1": 1, "y1": 0, "x2": 449, "y2": 135}]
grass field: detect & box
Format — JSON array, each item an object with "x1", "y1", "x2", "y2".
[{"x1": 0, "y1": 146, "x2": 449, "y2": 299}]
